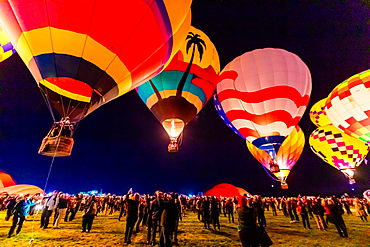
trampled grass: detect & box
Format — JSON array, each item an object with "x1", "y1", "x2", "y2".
[{"x1": 0, "y1": 210, "x2": 369, "y2": 246}]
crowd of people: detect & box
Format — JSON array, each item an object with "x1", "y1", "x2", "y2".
[{"x1": 0, "y1": 190, "x2": 369, "y2": 246}]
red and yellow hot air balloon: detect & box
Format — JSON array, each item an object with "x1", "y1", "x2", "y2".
[
  {"x1": 309, "y1": 98, "x2": 332, "y2": 127},
  {"x1": 0, "y1": 25, "x2": 16, "y2": 62},
  {"x1": 0, "y1": 171, "x2": 16, "y2": 188},
  {"x1": 0, "y1": 0, "x2": 192, "y2": 156},
  {"x1": 137, "y1": 26, "x2": 220, "y2": 152},
  {"x1": 309, "y1": 124, "x2": 370, "y2": 184},
  {"x1": 216, "y1": 48, "x2": 311, "y2": 171},
  {"x1": 247, "y1": 126, "x2": 305, "y2": 189},
  {"x1": 326, "y1": 69, "x2": 370, "y2": 144}
]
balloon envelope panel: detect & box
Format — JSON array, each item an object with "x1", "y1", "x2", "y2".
[
  {"x1": 0, "y1": 26, "x2": 16, "y2": 62},
  {"x1": 309, "y1": 98, "x2": 332, "y2": 127}
]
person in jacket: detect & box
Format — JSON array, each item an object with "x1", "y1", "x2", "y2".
[
  {"x1": 7, "y1": 194, "x2": 38, "y2": 238},
  {"x1": 40, "y1": 190, "x2": 59, "y2": 229},
  {"x1": 124, "y1": 189, "x2": 140, "y2": 244},
  {"x1": 327, "y1": 198, "x2": 348, "y2": 238},
  {"x1": 236, "y1": 196, "x2": 260, "y2": 247},
  {"x1": 81, "y1": 195, "x2": 98, "y2": 233}
]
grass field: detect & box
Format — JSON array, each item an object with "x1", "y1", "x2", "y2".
[{"x1": 0, "y1": 209, "x2": 369, "y2": 247}]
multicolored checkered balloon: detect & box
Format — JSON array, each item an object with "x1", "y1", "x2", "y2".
[
  {"x1": 326, "y1": 69, "x2": 370, "y2": 144},
  {"x1": 309, "y1": 124, "x2": 370, "y2": 183}
]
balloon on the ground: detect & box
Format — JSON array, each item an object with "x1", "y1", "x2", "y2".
[
  {"x1": 216, "y1": 48, "x2": 311, "y2": 169},
  {"x1": 204, "y1": 183, "x2": 250, "y2": 197},
  {"x1": 309, "y1": 124, "x2": 370, "y2": 184},
  {"x1": 0, "y1": 26, "x2": 16, "y2": 62},
  {"x1": 137, "y1": 26, "x2": 220, "y2": 152},
  {"x1": 0, "y1": 171, "x2": 16, "y2": 188},
  {"x1": 247, "y1": 125, "x2": 305, "y2": 189},
  {"x1": 309, "y1": 98, "x2": 332, "y2": 127},
  {"x1": 0, "y1": 0, "x2": 192, "y2": 156},
  {"x1": 0, "y1": 184, "x2": 43, "y2": 195},
  {"x1": 326, "y1": 69, "x2": 370, "y2": 144}
]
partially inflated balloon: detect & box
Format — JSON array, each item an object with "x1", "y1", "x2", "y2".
[
  {"x1": 247, "y1": 126, "x2": 305, "y2": 189},
  {"x1": 0, "y1": 0, "x2": 192, "y2": 156},
  {"x1": 309, "y1": 98, "x2": 332, "y2": 127},
  {"x1": 217, "y1": 48, "x2": 311, "y2": 165},
  {"x1": 326, "y1": 69, "x2": 370, "y2": 144},
  {"x1": 137, "y1": 26, "x2": 220, "y2": 152},
  {"x1": 309, "y1": 124, "x2": 370, "y2": 184},
  {"x1": 0, "y1": 26, "x2": 16, "y2": 62}
]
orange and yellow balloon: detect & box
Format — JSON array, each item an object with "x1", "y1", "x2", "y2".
[{"x1": 247, "y1": 125, "x2": 305, "y2": 189}]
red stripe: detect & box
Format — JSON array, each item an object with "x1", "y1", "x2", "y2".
[
  {"x1": 226, "y1": 109, "x2": 301, "y2": 127},
  {"x1": 45, "y1": 77, "x2": 93, "y2": 98},
  {"x1": 218, "y1": 86, "x2": 309, "y2": 108}
]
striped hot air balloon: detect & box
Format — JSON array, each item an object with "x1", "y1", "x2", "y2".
[
  {"x1": 247, "y1": 126, "x2": 305, "y2": 189},
  {"x1": 216, "y1": 48, "x2": 311, "y2": 170},
  {"x1": 309, "y1": 124, "x2": 370, "y2": 184},
  {"x1": 309, "y1": 98, "x2": 332, "y2": 127},
  {"x1": 0, "y1": 0, "x2": 192, "y2": 156},
  {"x1": 137, "y1": 26, "x2": 220, "y2": 152},
  {"x1": 326, "y1": 69, "x2": 370, "y2": 144},
  {"x1": 0, "y1": 25, "x2": 16, "y2": 62}
]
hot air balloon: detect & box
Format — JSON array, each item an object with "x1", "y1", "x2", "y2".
[
  {"x1": 137, "y1": 26, "x2": 220, "y2": 152},
  {"x1": 247, "y1": 126, "x2": 305, "y2": 189},
  {"x1": 0, "y1": 171, "x2": 16, "y2": 188},
  {"x1": 309, "y1": 124, "x2": 370, "y2": 184},
  {"x1": 309, "y1": 98, "x2": 332, "y2": 127},
  {"x1": 0, "y1": 0, "x2": 192, "y2": 156},
  {"x1": 0, "y1": 25, "x2": 16, "y2": 62},
  {"x1": 326, "y1": 69, "x2": 370, "y2": 144},
  {"x1": 216, "y1": 48, "x2": 311, "y2": 171}
]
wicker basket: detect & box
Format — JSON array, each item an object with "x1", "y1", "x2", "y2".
[{"x1": 38, "y1": 136, "x2": 74, "y2": 157}]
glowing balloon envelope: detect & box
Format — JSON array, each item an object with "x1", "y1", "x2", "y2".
[
  {"x1": 137, "y1": 26, "x2": 220, "y2": 152},
  {"x1": 247, "y1": 125, "x2": 305, "y2": 189},
  {"x1": 326, "y1": 69, "x2": 370, "y2": 144},
  {"x1": 309, "y1": 98, "x2": 332, "y2": 127},
  {"x1": 309, "y1": 124, "x2": 370, "y2": 184},
  {"x1": 0, "y1": 0, "x2": 192, "y2": 156},
  {"x1": 217, "y1": 48, "x2": 311, "y2": 167},
  {"x1": 0, "y1": 25, "x2": 16, "y2": 62}
]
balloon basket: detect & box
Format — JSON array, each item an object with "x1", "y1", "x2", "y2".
[
  {"x1": 38, "y1": 136, "x2": 74, "y2": 157},
  {"x1": 281, "y1": 183, "x2": 289, "y2": 189},
  {"x1": 168, "y1": 140, "x2": 179, "y2": 152}
]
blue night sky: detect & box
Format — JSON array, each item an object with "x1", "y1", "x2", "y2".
[{"x1": 0, "y1": 0, "x2": 369, "y2": 196}]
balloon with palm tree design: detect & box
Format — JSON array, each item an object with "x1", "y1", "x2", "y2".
[{"x1": 137, "y1": 26, "x2": 220, "y2": 152}]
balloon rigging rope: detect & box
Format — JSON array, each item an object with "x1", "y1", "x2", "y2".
[{"x1": 39, "y1": 88, "x2": 56, "y2": 122}]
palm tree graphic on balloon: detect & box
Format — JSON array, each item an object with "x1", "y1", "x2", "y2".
[{"x1": 147, "y1": 32, "x2": 207, "y2": 152}]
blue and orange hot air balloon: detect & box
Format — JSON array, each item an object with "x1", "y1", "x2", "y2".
[
  {"x1": 0, "y1": 0, "x2": 192, "y2": 156},
  {"x1": 247, "y1": 126, "x2": 305, "y2": 189},
  {"x1": 0, "y1": 25, "x2": 16, "y2": 62},
  {"x1": 216, "y1": 48, "x2": 311, "y2": 171},
  {"x1": 137, "y1": 26, "x2": 220, "y2": 152},
  {"x1": 326, "y1": 69, "x2": 370, "y2": 144},
  {"x1": 309, "y1": 124, "x2": 370, "y2": 184}
]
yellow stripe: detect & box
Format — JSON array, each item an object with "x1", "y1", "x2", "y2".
[
  {"x1": 39, "y1": 79, "x2": 91, "y2": 103},
  {"x1": 146, "y1": 90, "x2": 202, "y2": 113},
  {"x1": 16, "y1": 27, "x2": 132, "y2": 98}
]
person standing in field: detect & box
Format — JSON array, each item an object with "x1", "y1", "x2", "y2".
[
  {"x1": 353, "y1": 197, "x2": 368, "y2": 222},
  {"x1": 54, "y1": 192, "x2": 69, "y2": 228},
  {"x1": 327, "y1": 198, "x2": 348, "y2": 238},
  {"x1": 124, "y1": 189, "x2": 140, "y2": 244},
  {"x1": 40, "y1": 190, "x2": 59, "y2": 229},
  {"x1": 7, "y1": 194, "x2": 38, "y2": 238},
  {"x1": 236, "y1": 196, "x2": 260, "y2": 247},
  {"x1": 210, "y1": 196, "x2": 221, "y2": 231},
  {"x1": 81, "y1": 195, "x2": 98, "y2": 233}
]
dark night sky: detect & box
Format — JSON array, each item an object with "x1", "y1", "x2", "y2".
[{"x1": 0, "y1": 0, "x2": 369, "y2": 196}]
